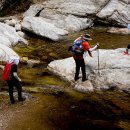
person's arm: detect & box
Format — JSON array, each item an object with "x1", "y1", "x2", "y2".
[
  {"x1": 12, "y1": 64, "x2": 21, "y2": 82},
  {"x1": 83, "y1": 42, "x2": 99, "y2": 57},
  {"x1": 13, "y1": 72, "x2": 21, "y2": 81},
  {"x1": 87, "y1": 50, "x2": 93, "y2": 57},
  {"x1": 89, "y1": 43, "x2": 99, "y2": 52}
]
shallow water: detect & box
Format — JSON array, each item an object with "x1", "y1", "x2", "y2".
[
  {"x1": 1, "y1": 26, "x2": 130, "y2": 130},
  {"x1": 88, "y1": 27, "x2": 130, "y2": 49},
  {"x1": 6, "y1": 89, "x2": 130, "y2": 130},
  {"x1": 14, "y1": 26, "x2": 130, "y2": 63}
]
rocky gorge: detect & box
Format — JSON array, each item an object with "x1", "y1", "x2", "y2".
[{"x1": 0, "y1": 0, "x2": 130, "y2": 130}]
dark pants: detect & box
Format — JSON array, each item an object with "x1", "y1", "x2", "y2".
[
  {"x1": 74, "y1": 58, "x2": 86, "y2": 81},
  {"x1": 7, "y1": 79, "x2": 23, "y2": 103},
  {"x1": 127, "y1": 44, "x2": 130, "y2": 50}
]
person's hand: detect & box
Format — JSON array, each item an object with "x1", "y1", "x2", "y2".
[
  {"x1": 19, "y1": 78, "x2": 21, "y2": 82},
  {"x1": 96, "y1": 42, "x2": 99, "y2": 47}
]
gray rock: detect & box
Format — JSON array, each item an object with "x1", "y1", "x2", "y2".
[
  {"x1": 0, "y1": 44, "x2": 18, "y2": 62},
  {"x1": 22, "y1": 16, "x2": 68, "y2": 41},
  {"x1": 48, "y1": 48, "x2": 130, "y2": 92},
  {"x1": 0, "y1": 22, "x2": 28, "y2": 47},
  {"x1": 97, "y1": 0, "x2": 130, "y2": 26},
  {"x1": 107, "y1": 27, "x2": 130, "y2": 35},
  {"x1": 23, "y1": 4, "x2": 44, "y2": 17},
  {"x1": 23, "y1": 0, "x2": 104, "y2": 33},
  {"x1": 23, "y1": 0, "x2": 130, "y2": 35}
]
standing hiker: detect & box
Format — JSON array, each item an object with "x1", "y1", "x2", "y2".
[
  {"x1": 2, "y1": 55, "x2": 25, "y2": 104},
  {"x1": 72, "y1": 34, "x2": 99, "y2": 81}
]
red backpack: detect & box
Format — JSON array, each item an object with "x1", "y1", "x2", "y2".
[{"x1": 2, "y1": 63, "x2": 13, "y2": 81}]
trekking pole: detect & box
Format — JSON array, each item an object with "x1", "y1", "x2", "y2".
[{"x1": 97, "y1": 46, "x2": 100, "y2": 76}]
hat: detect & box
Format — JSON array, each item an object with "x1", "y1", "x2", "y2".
[
  {"x1": 8, "y1": 55, "x2": 20, "y2": 65},
  {"x1": 83, "y1": 34, "x2": 92, "y2": 41}
]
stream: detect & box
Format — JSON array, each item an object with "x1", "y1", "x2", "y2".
[{"x1": 0, "y1": 26, "x2": 130, "y2": 130}]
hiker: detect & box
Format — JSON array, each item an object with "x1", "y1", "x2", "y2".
[
  {"x1": 4, "y1": 56, "x2": 25, "y2": 104},
  {"x1": 72, "y1": 34, "x2": 99, "y2": 81},
  {"x1": 127, "y1": 24, "x2": 130, "y2": 30},
  {"x1": 124, "y1": 44, "x2": 130, "y2": 55}
]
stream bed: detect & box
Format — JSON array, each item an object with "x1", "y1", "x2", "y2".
[{"x1": 0, "y1": 26, "x2": 130, "y2": 130}]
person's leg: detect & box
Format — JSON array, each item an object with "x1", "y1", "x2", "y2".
[
  {"x1": 7, "y1": 81, "x2": 15, "y2": 103},
  {"x1": 127, "y1": 44, "x2": 130, "y2": 51},
  {"x1": 74, "y1": 59, "x2": 80, "y2": 81},
  {"x1": 80, "y1": 59, "x2": 87, "y2": 81},
  {"x1": 14, "y1": 80, "x2": 24, "y2": 101}
]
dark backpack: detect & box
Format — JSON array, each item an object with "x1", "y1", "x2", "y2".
[
  {"x1": 69, "y1": 37, "x2": 84, "y2": 55},
  {"x1": 2, "y1": 63, "x2": 13, "y2": 81}
]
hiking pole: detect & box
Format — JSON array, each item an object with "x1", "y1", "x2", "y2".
[{"x1": 97, "y1": 45, "x2": 100, "y2": 76}]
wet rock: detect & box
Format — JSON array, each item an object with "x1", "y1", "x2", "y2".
[
  {"x1": 49, "y1": 52, "x2": 58, "y2": 59},
  {"x1": 107, "y1": 27, "x2": 130, "y2": 35},
  {"x1": 36, "y1": 71, "x2": 52, "y2": 76},
  {"x1": 23, "y1": 85, "x2": 64, "y2": 96},
  {"x1": 74, "y1": 80, "x2": 94, "y2": 92},
  {"x1": 27, "y1": 59, "x2": 40, "y2": 68}
]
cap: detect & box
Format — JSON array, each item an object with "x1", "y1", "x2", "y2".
[{"x1": 83, "y1": 34, "x2": 92, "y2": 41}]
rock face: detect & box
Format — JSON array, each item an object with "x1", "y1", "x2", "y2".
[
  {"x1": 0, "y1": 22, "x2": 27, "y2": 47},
  {"x1": 21, "y1": 0, "x2": 130, "y2": 41},
  {"x1": 48, "y1": 48, "x2": 130, "y2": 92},
  {"x1": 97, "y1": 0, "x2": 130, "y2": 27},
  {"x1": 22, "y1": 16, "x2": 68, "y2": 41},
  {"x1": 0, "y1": 22, "x2": 28, "y2": 62}
]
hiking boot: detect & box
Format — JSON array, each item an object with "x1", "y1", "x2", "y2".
[
  {"x1": 82, "y1": 78, "x2": 88, "y2": 82},
  {"x1": 124, "y1": 51, "x2": 128, "y2": 55},
  {"x1": 74, "y1": 77, "x2": 80, "y2": 81},
  {"x1": 8, "y1": 100, "x2": 15, "y2": 105},
  {"x1": 18, "y1": 97, "x2": 26, "y2": 102}
]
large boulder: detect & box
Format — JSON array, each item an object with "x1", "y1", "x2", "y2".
[
  {"x1": 23, "y1": 4, "x2": 44, "y2": 17},
  {"x1": 22, "y1": 16, "x2": 68, "y2": 41},
  {"x1": 22, "y1": 0, "x2": 106, "y2": 34},
  {"x1": 42, "y1": 0, "x2": 107, "y2": 16},
  {"x1": 97, "y1": 0, "x2": 130, "y2": 26},
  {"x1": 24, "y1": 0, "x2": 106, "y2": 17},
  {"x1": 0, "y1": 22, "x2": 28, "y2": 47},
  {"x1": 48, "y1": 48, "x2": 130, "y2": 92},
  {"x1": 23, "y1": 0, "x2": 130, "y2": 34},
  {"x1": 0, "y1": 44, "x2": 18, "y2": 62},
  {"x1": 40, "y1": 12, "x2": 92, "y2": 32}
]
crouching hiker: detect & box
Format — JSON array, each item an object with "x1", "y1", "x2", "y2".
[
  {"x1": 71, "y1": 34, "x2": 99, "y2": 82},
  {"x1": 124, "y1": 44, "x2": 130, "y2": 55},
  {"x1": 2, "y1": 56, "x2": 25, "y2": 104}
]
